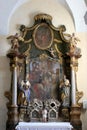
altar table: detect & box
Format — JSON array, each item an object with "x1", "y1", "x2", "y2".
[{"x1": 16, "y1": 122, "x2": 73, "y2": 130}]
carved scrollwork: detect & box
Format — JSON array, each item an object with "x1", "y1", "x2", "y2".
[
  {"x1": 76, "y1": 91, "x2": 83, "y2": 106},
  {"x1": 5, "y1": 91, "x2": 12, "y2": 106}
]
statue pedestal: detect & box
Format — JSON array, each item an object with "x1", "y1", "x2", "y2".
[
  {"x1": 70, "y1": 106, "x2": 82, "y2": 130},
  {"x1": 6, "y1": 105, "x2": 19, "y2": 130}
]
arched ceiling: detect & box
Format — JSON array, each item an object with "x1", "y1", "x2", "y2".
[{"x1": 0, "y1": 0, "x2": 87, "y2": 35}]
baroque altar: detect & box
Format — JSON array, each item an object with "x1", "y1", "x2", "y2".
[{"x1": 5, "y1": 13, "x2": 83, "y2": 130}]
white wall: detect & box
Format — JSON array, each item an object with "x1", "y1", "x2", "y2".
[
  {"x1": 9, "y1": 0, "x2": 75, "y2": 34},
  {"x1": 0, "y1": 0, "x2": 87, "y2": 35},
  {"x1": 0, "y1": 0, "x2": 87, "y2": 130},
  {"x1": 77, "y1": 32, "x2": 87, "y2": 100},
  {"x1": 76, "y1": 32, "x2": 87, "y2": 130},
  {"x1": 0, "y1": 36, "x2": 11, "y2": 130}
]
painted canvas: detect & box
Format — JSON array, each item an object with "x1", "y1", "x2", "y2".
[{"x1": 29, "y1": 57, "x2": 63, "y2": 101}]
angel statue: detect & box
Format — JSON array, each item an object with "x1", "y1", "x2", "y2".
[
  {"x1": 7, "y1": 33, "x2": 24, "y2": 52},
  {"x1": 69, "y1": 33, "x2": 81, "y2": 56},
  {"x1": 70, "y1": 33, "x2": 80, "y2": 46}
]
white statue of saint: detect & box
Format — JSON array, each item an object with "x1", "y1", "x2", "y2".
[{"x1": 42, "y1": 104, "x2": 47, "y2": 122}]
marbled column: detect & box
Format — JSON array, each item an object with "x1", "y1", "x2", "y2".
[
  {"x1": 12, "y1": 66, "x2": 17, "y2": 106},
  {"x1": 71, "y1": 67, "x2": 76, "y2": 105}
]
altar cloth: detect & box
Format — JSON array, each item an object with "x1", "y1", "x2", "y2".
[{"x1": 16, "y1": 122, "x2": 73, "y2": 130}]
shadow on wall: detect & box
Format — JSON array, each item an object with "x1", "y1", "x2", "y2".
[
  {"x1": 81, "y1": 109, "x2": 87, "y2": 130},
  {"x1": 84, "y1": 0, "x2": 87, "y2": 6},
  {"x1": 84, "y1": 11, "x2": 87, "y2": 25},
  {"x1": 0, "y1": 56, "x2": 11, "y2": 130}
]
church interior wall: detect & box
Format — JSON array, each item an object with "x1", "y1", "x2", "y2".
[{"x1": 0, "y1": 0, "x2": 87, "y2": 130}]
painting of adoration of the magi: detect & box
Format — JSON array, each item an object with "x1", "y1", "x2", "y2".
[{"x1": 29, "y1": 57, "x2": 63, "y2": 101}]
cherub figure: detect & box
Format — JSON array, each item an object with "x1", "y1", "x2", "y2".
[
  {"x1": 7, "y1": 33, "x2": 24, "y2": 52},
  {"x1": 47, "y1": 48, "x2": 56, "y2": 58}
]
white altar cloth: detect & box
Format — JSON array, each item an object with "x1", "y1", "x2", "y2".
[{"x1": 16, "y1": 122, "x2": 73, "y2": 130}]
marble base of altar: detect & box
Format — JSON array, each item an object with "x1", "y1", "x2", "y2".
[{"x1": 16, "y1": 122, "x2": 73, "y2": 130}]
